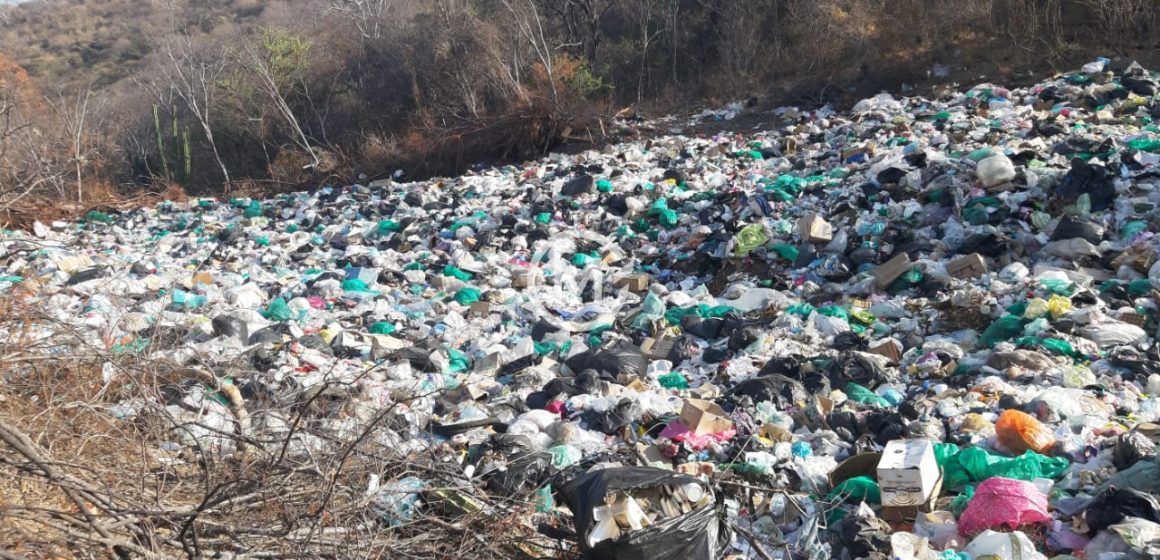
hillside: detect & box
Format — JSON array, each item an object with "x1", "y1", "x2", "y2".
[{"x1": 0, "y1": 0, "x2": 1155, "y2": 219}]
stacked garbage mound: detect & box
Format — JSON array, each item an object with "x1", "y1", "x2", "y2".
[{"x1": 6, "y1": 58, "x2": 1160, "y2": 559}]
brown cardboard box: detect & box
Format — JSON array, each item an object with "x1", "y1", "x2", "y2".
[
  {"x1": 873, "y1": 253, "x2": 912, "y2": 289},
  {"x1": 678, "y1": 399, "x2": 734, "y2": 436},
  {"x1": 798, "y1": 213, "x2": 834, "y2": 244},
  {"x1": 946, "y1": 253, "x2": 987, "y2": 279},
  {"x1": 469, "y1": 301, "x2": 491, "y2": 317},
  {"x1": 868, "y1": 339, "x2": 903, "y2": 363},
  {"x1": 614, "y1": 273, "x2": 650, "y2": 293}
]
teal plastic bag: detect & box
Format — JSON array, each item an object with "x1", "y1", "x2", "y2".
[
  {"x1": 846, "y1": 383, "x2": 892, "y2": 407},
  {"x1": 979, "y1": 315, "x2": 1025, "y2": 347},
  {"x1": 369, "y1": 321, "x2": 396, "y2": 334},
  {"x1": 957, "y1": 447, "x2": 1069, "y2": 483},
  {"x1": 453, "y1": 287, "x2": 481, "y2": 306},
  {"x1": 443, "y1": 265, "x2": 474, "y2": 281},
  {"x1": 261, "y1": 298, "x2": 293, "y2": 321}
]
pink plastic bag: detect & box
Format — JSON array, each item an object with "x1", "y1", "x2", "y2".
[
  {"x1": 958, "y1": 477, "x2": 1051, "y2": 536},
  {"x1": 659, "y1": 420, "x2": 736, "y2": 451}
]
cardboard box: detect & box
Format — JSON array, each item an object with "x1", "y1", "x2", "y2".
[
  {"x1": 873, "y1": 253, "x2": 912, "y2": 289},
  {"x1": 678, "y1": 398, "x2": 734, "y2": 436},
  {"x1": 797, "y1": 213, "x2": 834, "y2": 244},
  {"x1": 614, "y1": 273, "x2": 650, "y2": 293},
  {"x1": 880, "y1": 473, "x2": 943, "y2": 523},
  {"x1": 868, "y1": 339, "x2": 903, "y2": 363},
  {"x1": 877, "y1": 439, "x2": 940, "y2": 508},
  {"x1": 640, "y1": 336, "x2": 677, "y2": 361},
  {"x1": 469, "y1": 301, "x2": 491, "y2": 317},
  {"x1": 474, "y1": 352, "x2": 503, "y2": 376},
  {"x1": 445, "y1": 383, "x2": 487, "y2": 404},
  {"x1": 946, "y1": 253, "x2": 987, "y2": 279}
]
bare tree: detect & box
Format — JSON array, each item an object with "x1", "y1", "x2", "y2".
[
  {"x1": 240, "y1": 35, "x2": 321, "y2": 169},
  {"x1": 500, "y1": 0, "x2": 559, "y2": 104},
  {"x1": 51, "y1": 86, "x2": 96, "y2": 202},
  {"x1": 328, "y1": 0, "x2": 393, "y2": 40},
  {"x1": 156, "y1": 36, "x2": 232, "y2": 190}
]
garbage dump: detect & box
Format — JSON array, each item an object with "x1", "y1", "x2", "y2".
[{"x1": 4, "y1": 57, "x2": 1160, "y2": 558}]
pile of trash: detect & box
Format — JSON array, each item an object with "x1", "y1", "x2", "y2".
[{"x1": 4, "y1": 57, "x2": 1160, "y2": 559}]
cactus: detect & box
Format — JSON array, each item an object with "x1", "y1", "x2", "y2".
[{"x1": 153, "y1": 105, "x2": 193, "y2": 184}]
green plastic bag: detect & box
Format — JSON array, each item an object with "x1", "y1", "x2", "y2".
[
  {"x1": 443, "y1": 265, "x2": 474, "y2": 281},
  {"x1": 734, "y1": 224, "x2": 768, "y2": 255},
  {"x1": 979, "y1": 314, "x2": 1025, "y2": 347},
  {"x1": 827, "y1": 475, "x2": 881, "y2": 505},
  {"x1": 84, "y1": 211, "x2": 112, "y2": 224},
  {"x1": 1127, "y1": 137, "x2": 1160, "y2": 152},
  {"x1": 1040, "y1": 278, "x2": 1076, "y2": 296},
  {"x1": 658, "y1": 372, "x2": 689, "y2": 389},
  {"x1": 846, "y1": 383, "x2": 892, "y2": 407},
  {"x1": 632, "y1": 291, "x2": 667, "y2": 329},
  {"x1": 771, "y1": 244, "x2": 799, "y2": 262},
  {"x1": 446, "y1": 348, "x2": 471, "y2": 373},
  {"x1": 342, "y1": 278, "x2": 374, "y2": 292},
  {"x1": 452, "y1": 287, "x2": 481, "y2": 306},
  {"x1": 934, "y1": 443, "x2": 971, "y2": 491},
  {"x1": 533, "y1": 341, "x2": 559, "y2": 355},
  {"x1": 648, "y1": 198, "x2": 679, "y2": 228},
  {"x1": 596, "y1": 179, "x2": 613, "y2": 193},
  {"x1": 949, "y1": 485, "x2": 974, "y2": 517},
  {"x1": 817, "y1": 305, "x2": 849, "y2": 322},
  {"x1": 261, "y1": 298, "x2": 293, "y2": 322},
  {"x1": 786, "y1": 303, "x2": 816, "y2": 316},
  {"x1": 534, "y1": 484, "x2": 555, "y2": 513},
  {"x1": 369, "y1": 322, "x2": 396, "y2": 335},
  {"x1": 243, "y1": 200, "x2": 262, "y2": 218},
  {"x1": 378, "y1": 219, "x2": 401, "y2": 234},
  {"x1": 957, "y1": 447, "x2": 1069, "y2": 483}
]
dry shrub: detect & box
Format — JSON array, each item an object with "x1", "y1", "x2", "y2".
[
  {"x1": 0, "y1": 292, "x2": 553, "y2": 559},
  {"x1": 1077, "y1": 0, "x2": 1155, "y2": 43}
]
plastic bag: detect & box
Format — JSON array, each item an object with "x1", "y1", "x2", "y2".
[
  {"x1": 976, "y1": 154, "x2": 1016, "y2": 187},
  {"x1": 734, "y1": 224, "x2": 768, "y2": 255},
  {"x1": 957, "y1": 477, "x2": 1051, "y2": 536},
  {"x1": 843, "y1": 382, "x2": 891, "y2": 408},
  {"x1": 980, "y1": 315, "x2": 1025, "y2": 347},
  {"x1": 371, "y1": 476, "x2": 427, "y2": 526},
  {"x1": 558, "y1": 467, "x2": 730, "y2": 560},
  {"x1": 962, "y1": 530, "x2": 1048, "y2": 560},
  {"x1": 995, "y1": 409, "x2": 1056, "y2": 455},
  {"x1": 956, "y1": 447, "x2": 1069, "y2": 483}
]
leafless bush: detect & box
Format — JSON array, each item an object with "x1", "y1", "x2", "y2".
[{"x1": 1078, "y1": 0, "x2": 1155, "y2": 42}]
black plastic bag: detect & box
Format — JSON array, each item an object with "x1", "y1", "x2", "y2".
[
  {"x1": 482, "y1": 451, "x2": 555, "y2": 496},
  {"x1": 565, "y1": 343, "x2": 646, "y2": 378},
  {"x1": 1083, "y1": 487, "x2": 1160, "y2": 532},
  {"x1": 728, "y1": 374, "x2": 808, "y2": 408},
  {"x1": 559, "y1": 467, "x2": 730, "y2": 559},
  {"x1": 831, "y1": 515, "x2": 892, "y2": 560},
  {"x1": 1057, "y1": 159, "x2": 1117, "y2": 211}
]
